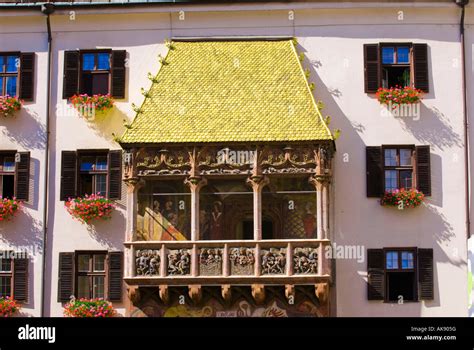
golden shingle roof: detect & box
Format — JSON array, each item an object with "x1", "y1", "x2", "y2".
[{"x1": 120, "y1": 39, "x2": 333, "y2": 144}]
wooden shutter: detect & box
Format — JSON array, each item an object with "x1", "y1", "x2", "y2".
[
  {"x1": 108, "y1": 150, "x2": 122, "y2": 200},
  {"x1": 366, "y1": 146, "x2": 383, "y2": 197},
  {"x1": 107, "y1": 251, "x2": 123, "y2": 301},
  {"x1": 58, "y1": 252, "x2": 75, "y2": 302},
  {"x1": 19, "y1": 53, "x2": 35, "y2": 101},
  {"x1": 364, "y1": 44, "x2": 380, "y2": 93},
  {"x1": 418, "y1": 248, "x2": 434, "y2": 300},
  {"x1": 413, "y1": 44, "x2": 429, "y2": 93},
  {"x1": 14, "y1": 152, "x2": 30, "y2": 201},
  {"x1": 13, "y1": 253, "x2": 28, "y2": 302},
  {"x1": 111, "y1": 50, "x2": 126, "y2": 99},
  {"x1": 60, "y1": 151, "x2": 77, "y2": 201},
  {"x1": 367, "y1": 249, "x2": 385, "y2": 300},
  {"x1": 63, "y1": 51, "x2": 80, "y2": 99},
  {"x1": 416, "y1": 145, "x2": 431, "y2": 196}
]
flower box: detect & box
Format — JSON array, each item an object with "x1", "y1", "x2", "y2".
[
  {"x1": 0, "y1": 198, "x2": 21, "y2": 222},
  {"x1": 0, "y1": 297, "x2": 21, "y2": 317},
  {"x1": 69, "y1": 94, "x2": 114, "y2": 119},
  {"x1": 0, "y1": 95, "x2": 22, "y2": 117},
  {"x1": 65, "y1": 194, "x2": 115, "y2": 224},
  {"x1": 380, "y1": 188, "x2": 424, "y2": 209},
  {"x1": 64, "y1": 298, "x2": 116, "y2": 318},
  {"x1": 376, "y1": 86, "x2": 422, "y2": 108}
]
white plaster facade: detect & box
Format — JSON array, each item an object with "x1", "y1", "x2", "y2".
[{"x1": 0, "y1": 0, "x2": 471, "y2": 316}]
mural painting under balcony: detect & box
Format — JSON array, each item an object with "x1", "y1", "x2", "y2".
[
  {"x1": 64, "y1": 297, "x2": 117, "y2": 318},
  {"x1": 65, "y1": 193, "x2": 115, "y2": 224},
  {"x1": 0, "y1": 197, "x2": 21, "y2": 222},
  {"x1": 380, "y1": 188, "x2": 425, "y2": 209},
  {"x1": 69, "y1": 94, "x2": 114, "y2": 120},
  {"x1": 0, "y1": 297, "x2": 21, "y2": 317},
  {"x1": 0, "y1": 96, "x2": 22, "y2": 117}
]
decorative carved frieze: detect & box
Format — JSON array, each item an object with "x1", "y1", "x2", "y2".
[
  {"x1": 261, "y1": 248, "x2": 286, "y2": 275},
  {"x1": 135, "y1": 249, "x2": 161, "y2": 276},
  {"x1": 135, "y1": 147, "x2": 192, "y2": 176},
  {"x1": 199, "y1": 248, "x2": 223, "y2": 276},
  {"x1": 293, "y1": 247, "x2": 319, "y2": 274},
  {"x1": 260, "y1": 146, "x2": 317, "y2": 175},
  {"x1": 167, "y1": 249, "x2": 191, "y2": 275},
  {"x1": 229, "y1": 247, "x2": 255, "y2": 275}
]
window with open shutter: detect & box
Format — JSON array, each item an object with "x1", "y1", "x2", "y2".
[
  {"x1": 58, "y1": 252, "x2": 75, "y2": 302},
  {"x1": 416, "y1": 145, "x2": 431, "y2": 196},
  {"x1": 108, "y1": 150, "x2": 122, "y2": 200},
  {"x1": 364, "y1": 44, "x2": 380, "y2": 93},
  {"x1": 60, "y1": 151, "x2": 77, "y2": 201},
  {"x1": 63, "y1": 51, "x2": 80, "y2": 99},
  {"x1": 366, "y1": 146, "x2": 382, "y2": 197},
  {"x1": 413, "y1": 44, "x2": 429, "y2": 92},
  {"x1": 13, "y1": 253, "x2": 28, "y2": 302},
  {"x1": 418, "y1": 248, "x2": 434, "y2": 300},
  {"x1": 14, "y1": 152, "x2": 30, "y2": 201},
  {"x1": 107, "y1": 251, "x2": 123, "y2": 301},
  {"x1": 19, "y1": 53, "x2": 35, "y2": 101},
  {"x1": 111, "y1": 50, "x2": 126, "y2": 99},
  {"x1": 367, "y1": 249, "x2": 384, "y2": 300}
]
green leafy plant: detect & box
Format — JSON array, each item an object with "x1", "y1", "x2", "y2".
[
  {"x1": 64, "y1": 298, "x2": 116, "y2": 318},
  {"x1": 69, "y1": 94, "x2": 114, "y2": 118},
  {"x1": 0, "y1": 95, "x2": 22, "y2": 117},
  {"x1": 0, "y1": 197, "x2": 21, "y2": 222},
  {"x1": 65, "y1": 193, "x2": 115, "y2": 224},
  {"x1": 376, "y1": 86, "x2": 422, "y2": 107},
  {"x1": 380, "y1": 188, "x2": 424, "y2": 209},
  {"x1": 0, "y1": 297, "x2": 21, "y2": 317}
]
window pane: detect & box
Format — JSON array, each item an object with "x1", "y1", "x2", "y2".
[
  {"x1": 0, "y1": 77, "x2": 3, "y2": 95},
  {"x1": 0, "y1": 57, "x2": 3, "y2": 72},
  {"x1": 82, "y1": 53, "x2": 95, "y2": 71},
  {"x1": 0, "y1": 258, "x2": 11, "y2": 272},
  {"x1": 97, "y1": 53, "x2": 110, "y2": 70},
  {"x1": 384, "y1": 149, "x2": 397, "y2": 166},
  {"x1": 385, "y1": 170, "x2": 398, "y2": 191},
  {"x1": 77, "y1": 276, "x2": 90, "y2": 299},
  {"x1": 77, "y1": 255, "x2": 90, "y2": 272},
  {"x1": 1, "y1": 175, "x2": 14, "y2": 199},
  {"x1": 92, "y1": 74, "x2": 109, "y2": 95},
  {"x1": 93, "y1": 255, "x2": 105, "y2": 272},
  {"x1": 80, "y1": 156, "x2": 95, "y2": 171},
  {"x1": 397, "y1": 47, "x2": 410, "y2": 64},
  {"x1": 400, "y1": 149, "x2": 412, "y2": 166},
  {"x1": 79, "y1": 174, "x2": 93, "y2": 197},
  {"x1": 3, "y1": 157, "x2": 15, "y2": 172},
  {"x1": 400, "y1": 170, "x2": 413, "y2": 189},
  {"x1": 6, "y1": 56, "x2": 18, "y2": 73},
  {"x1": 0, "y1": 276, "x2": 11, "y2": 298},
  {"x1": 382, "y1": 47, "x2": 395, "y2": 64},
  {"x1": 401, "y1": 251, "x2": 414, "y2": 269},
  {"x1": 95, "y1": 174, "x2": 107, "y2": 196},
  {"x1": 386, "y1": 251, "x2": 398, "y2": 269},
  {"x1": 93, "y1": 276, "x2": 105, "y2": 299},
  {"x1": 95, "y1": 156, "x2": 108, "y2": 171},
  {"x1": 6, "y1": 76, "x2": 17, "y2": 97}
]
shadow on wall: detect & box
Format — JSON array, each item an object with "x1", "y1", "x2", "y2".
[
  {"x1": 75, "y1": 106, "x2": 130, "y2": 143},
  {"x1": 85, "y1": 210, "x2": 127, "y2": 251},
  {"x1": 0, "y1": 210, "x2": 43, "y2": 255},
  {"x1": 1, "y1": 109, "x2": 47, "y2": 151}
]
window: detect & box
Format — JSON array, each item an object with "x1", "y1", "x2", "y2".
[
  {"x1": 63, "y1": 50, "x2": 126, "y2": 99},
  {"x1": 366, "y1": 145, "x2": 431, "y2": 197},
  {"x1": 80, "y1": 51, "x2": 111, "y2": 96},
  {"x1": 383, "y1": 146, "x2": 414, "y2": 191},
  {"x1": 0, "y1": 54, "x2": 19, "y2": 96},
  {"x1": 76, "y1": 253, "x2": 107, "y2": 299},
  {"x1": 364, "y1": 43, "x2": 429, "y2": 93},
  {"x1": 79, "y1": 153, "x2": 108, "y2": 197},
  {"x1": 60, "y1": 150, "x2": 122, "y2": 200},
  {"x1": 381, "y1": 45, "x2": 411, "y2": 88},
  {"x1": 367, "y1": 248, "x2": 434, "y2": 302},
  {"x1": 0, "y1": 153, "x2": 15, "y2": 199},
  {"x1": 58, "y1": 251, "x2": 122, "y2": 302},
  {"x1": 0, "y1": 255, "x2": 13, "y2": 298}
]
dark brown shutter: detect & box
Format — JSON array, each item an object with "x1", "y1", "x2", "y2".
[
  {"x1": 418, "y1": 248, "x2": 434, "y2": 300},
  {"x1": 19, "y1": 53, "x2": 35, "y2": 101},
  {"x1": 111, "y1": 50, "x2": 126, "y2": 99},
  {"x1": 108, "y1": 150, "x2": 122, "y2": 200},
  {"x1": 63, "y1": 51, "x2": 80, "y2": 99},
  {"x1": 60, "y1": 151, "x2": 77, "y2": 201},
  {"x1": 416, "y1": 145, "x2": 431, "y2": 196},
  {"x1": 367, "y1": 249, "x2": 385, "y2": 300},
  {"x1": 364, "y1": 44, "x2": 380, "y2": 93},
  {"x1": 413, "y1": 44, "x2": 429, "y2": 92},
  {"x1": 14, "y1": 152, "x2": 30, "y2": 201},
  {"x1": 366, "y1": 146, "x2": 383, "y2": 197},
  {"x1": 108, "y1": 251, "x2": 123, "y2": 301},
  {"x1": 13, "y1": 253, "x2": 28, "y2": 302},
  {"x1": 58, "y1": 252, "x2": 75, "y2": 302}
]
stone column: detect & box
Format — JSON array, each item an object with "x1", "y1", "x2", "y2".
[
  {"x1": 124, "y1": 177, "x2": 144, "y2": 278},
  {"x1": 184, "y1": 177, "x2": 207, "y2": 241},
  {"x1": 247, "y1": 175, "x2": 269, "y2": 241},
  {"x1": 309, "y1": 174, "x2": 331, "y2": 240}
]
